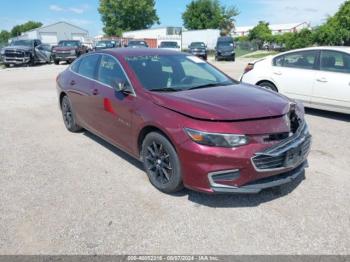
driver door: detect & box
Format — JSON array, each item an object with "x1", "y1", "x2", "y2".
[{"x1": 91, "y1": 54, "x2": 136, "y2": 152}]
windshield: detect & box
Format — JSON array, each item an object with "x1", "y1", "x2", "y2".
[
  {"x1": 126, "y1": 55, "x2": 236, "y2": 92},
  {"x1": 160, "y1": 42, "x2": 178, "y2": 48},
  {"x1": 11, "y1": 40, "x2": 32, "y2": 46},
  {"x1": 58, "y1": 41, "x2": 79, "y2": 47},
  {"x1": 129, "y1": 41, "x2": 146, "y2": 46},
  {"x1": 217, "y1": 41, "x2": 234, "y2": 48},
  {"x1": 96, "y1": 41, "x2": 115, "y2": 48},
  {"x1": 190, "y1": 42, "x2": 205, "y2": 48}
]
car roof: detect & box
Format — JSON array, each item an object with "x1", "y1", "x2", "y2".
[
  {"x1": 276, "y1": 46, "x2": 350, "y2": 56},
  {"x1": 99, "y1": 48, "x2": 186, "y2": 57}
]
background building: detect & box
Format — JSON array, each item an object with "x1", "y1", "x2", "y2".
[
  {"x1": 233, "y1": 22, "x2": 311, "y2": 37},
  {"x1": 182, "y1": 29, "x2": 220, "y2": 50},
  {"x1": 11, "y1": 21, "x2": 90, "y2": 46},
  {"x1": 122, "y1": 27, "x2": 182, "y2": 47}
]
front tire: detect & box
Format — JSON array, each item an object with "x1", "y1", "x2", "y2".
[
  {"x1": 258, "y1": 81, "x2": 278, "y2": 92},
  {"x1": 61, "y1": 96, "x2": 82, "y2": 132},
  {"x1": 54, "y1": 59, "x2": 60, "y2": 65},
  {"x1": 141, "y1": 132, "x2": 183, "y2": 193}
]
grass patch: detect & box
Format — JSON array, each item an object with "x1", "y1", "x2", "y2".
[
  {"x1": 236, "y1": 49, "x2": 255, "y2": 58},
  {"x1": 242, "y1": 51, "x2": 279, "y2": 59}
]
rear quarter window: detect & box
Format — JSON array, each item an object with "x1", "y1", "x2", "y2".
[{"x1": 273, "y1": 51, "x2": 318, "y2": 70}]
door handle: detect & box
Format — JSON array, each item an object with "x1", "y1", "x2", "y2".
[
  {"x1": 92, "y1": 89, "x2": 99, "y2": 95},
  {"x1": 316, "y1": 78, "x2": 328, "y2": 83},
  {"x1": 273, "y1": 71, "x2": 282, "y2": 75},
  {"x1": 70, "y1": 80, "x2": 76, "y2": 86}
]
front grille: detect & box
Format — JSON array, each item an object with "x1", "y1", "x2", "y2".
[
  {"x1": 252, "y1": 155, "x2": 286, "y2": 170},
  {"x1": 252, "y1": 124, "x2": 311, "y2": 171},
  {"x1": 5, "y1": 50, "x2": 25, "y2": 58}
]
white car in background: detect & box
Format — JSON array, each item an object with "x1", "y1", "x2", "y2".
[
  {"x1": 241, "y1": 47, "x2": 350, "y2": 114},
  {"x1": 158, "y1": 41, "x2": 181, "y2": 52}
]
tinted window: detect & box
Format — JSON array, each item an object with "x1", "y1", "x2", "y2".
[
  {"x1": 78, "y1": 55, "x2": 99, "y2": 79},
  {"x1": 320, "y1": 50, "x2": 350, "y2": 73},
  {"x1": 190, "y1": 42, "x2": 205, "y2": 48},
  {"x1": 11, "y1": 40, "x2": 33, "y2": 47},
  {"x1": 71, "y1": 58, "x2": 82, "y2": 73},
  {"x1": 59, "y1": 41, "x2": 80, "y2": 47},
  {"x1": 274, "y1": 51, "x2": 318, "y2": 70},
  {"x1": 160, "y1": 42, "x2": 178, "y2": 48},
  {"x1": 273, "y1": 55, "x2": 284, "y2": 67},
  {"x1": 97, "y1": 55, "x2": 128, "y2": 87}
]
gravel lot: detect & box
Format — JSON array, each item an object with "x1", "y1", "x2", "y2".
[{"x1": 0, "y1": 60, "x2": 349, "y2": 255}]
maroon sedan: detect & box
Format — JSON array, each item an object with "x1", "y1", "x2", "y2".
[{"x1": 56, "y1": 48, "x2": 311, "y2": 194}]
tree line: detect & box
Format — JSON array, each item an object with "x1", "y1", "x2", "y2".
[
  {"x1": 2, "y1": 0, "x2": 349, "y2": 51},
  {"x1": 0, "y1": 21, "x2": 42, "y2": 45},
  {"x1": 237, "y1": 1, "x2": 350, "y2": 50},
  {"x1": 99, "y1": 0, "x2": 239, "y2": 36}
]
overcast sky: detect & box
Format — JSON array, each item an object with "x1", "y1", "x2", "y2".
[{"x1": 0, "y1": 0, "x2": 346, "y2": 36}]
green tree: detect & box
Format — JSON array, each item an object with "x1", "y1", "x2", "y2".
[
  {"x1": 99, "y1": 0, "x2": 160, "y2": 36},
  {"x1": 0, "y1": 30, "x2": 11, "y2": 44},
  {"x1": 182, "y1": 0, "x2": 238, "y2": 34},
  {"x1": 314, "y1": 0, "x2": 350, "y2": 45},
  {"x1": 248, "y1": 21, "x2": 272, "y2": 49},
  {"x1": 10, "y1": 21, "x2": 42, "y2": 37}
]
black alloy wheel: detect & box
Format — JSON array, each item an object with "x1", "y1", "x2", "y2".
[
  {"x1": 61, "y1": 96, "x2": 82, "y2": 132},
  {"x1": 142, "y1": 132, "x2": 183, "y2": 193}
]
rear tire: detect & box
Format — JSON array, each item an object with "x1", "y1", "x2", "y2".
[
  {"x1": 258, "y1": 81, "x2": 278, "y2": 92},
  {"x1": 54, "y1": 59, "x2": 60, "y2": 65},
  {"x1": 141, "y1": 132, "x2": 183, "y2": 194},
  {"x1": 61, "y1": 96, "x2": 83, "y2": 132}
]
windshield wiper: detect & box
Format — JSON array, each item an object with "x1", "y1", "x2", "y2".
[
  {"x1": 148, "y1": 87, "x2": 180, "y2": 92},
  {"x1": 187, "y1": 82, "x2": 232, "y2": 91}
]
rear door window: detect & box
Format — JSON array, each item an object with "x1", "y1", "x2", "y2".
[
  {"x1": 320, "y1": 50, "x2": 350, "y2": 73},
  {"x1": 78, "y1": 54, "x2": 100, "y2": 79},
  {"x1": 274, "y1": 51, "x2": 318, "y2": 70}
]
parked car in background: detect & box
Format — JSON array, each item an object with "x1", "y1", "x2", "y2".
[
  {"x1": 188, "y1": 42, "x2": 207, "y2": 60},
  {"x1": 215, "y1": 36, "x2": 235, "y2": 61},
  {"x1": 241, "y1": 46, "x2": 350, "y2": 114},
  {"x1": 0, "y1": 39, "x2": 52, "y2": 67},
  {"x1": 158, "y1": 41, "x2": 181, "y2": 52},
  {"x1": 126, "y1": 40, "x2": 149, "y2": 48},
  {"x1": 52, "y1": 40, "x2": 87, "y2": 65},
  {"x1": 56, "y1": 48, "x2": 311, "y2": 194},
  {"x1": 84, "y1": 43, "x2": 94, "y2": 52},
  {"x1": 94, "y1": 40, "x2": 119, "y2": 51}
]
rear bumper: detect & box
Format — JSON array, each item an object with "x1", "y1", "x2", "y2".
[{"x1": 216, "y1": 53, "x2": 235, "y2": 59}]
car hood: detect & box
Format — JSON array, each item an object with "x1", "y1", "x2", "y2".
[
  {"x1": 149, "y1": 84, "x2": 291, "y2": 121},
  {"x1": 4, "y1": 46, "x2": 32, "y2": 51}
]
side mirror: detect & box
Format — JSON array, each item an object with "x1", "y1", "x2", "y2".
[{"x1": 113, "y1": 81, "x2": 132, "y2": 94}]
